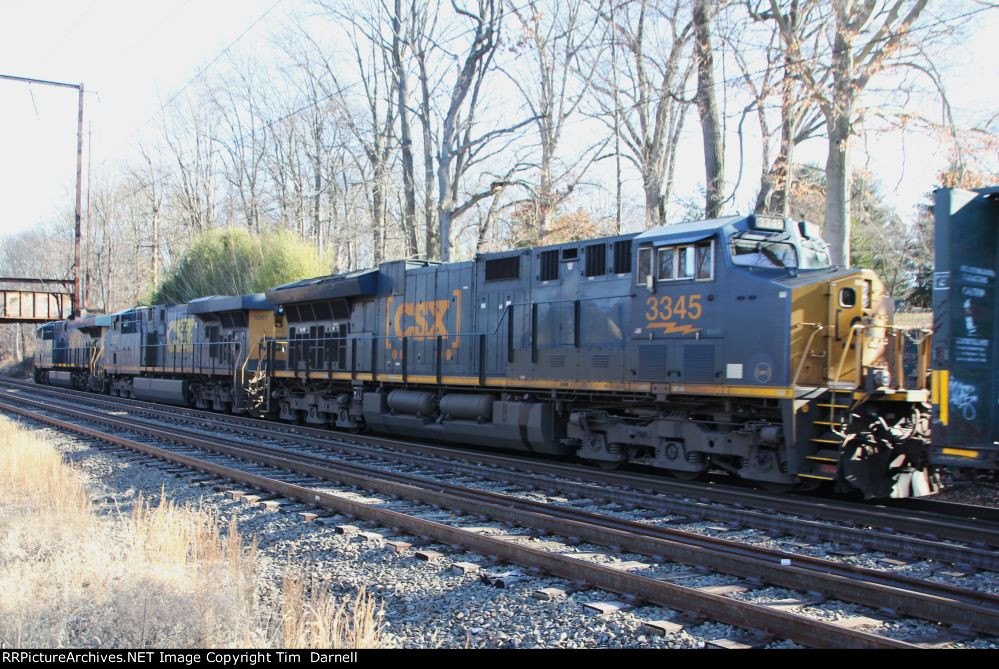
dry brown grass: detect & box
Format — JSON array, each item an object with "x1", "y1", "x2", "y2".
[
  {"x1": 275, "y1": 573, "x2": 383, "y2": 649},
  {"x1": 0, "y1": 416, "x2": 383, "y2": 648}
]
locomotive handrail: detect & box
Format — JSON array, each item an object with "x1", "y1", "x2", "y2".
[
  {"x1": 240, "y1": 336, "x2": 268, "y2": 387},
  {"x1": 130, "y1": 340, "x2": 241, "y2": 377},
  {"x1": 89, "y1": 343, "x2": 101, "y2": 376},
  {"x1": 791, "y1": 322, "x2": 824, "y2": 388},
  {"x1": 832, "y1": 323, "x2": 865, "y2": 388},
  {"x1": 826, "y1": 322, "x2": 932, "y2": 393}
]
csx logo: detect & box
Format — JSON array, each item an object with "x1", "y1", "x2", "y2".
[
  {"x1": 385, "y1": 290, "x2": 462, "y2": 361},
  {"x1": 393, "y1": 300, "x2": 449, "y2": 337},
  {"x1": 168, "y1": 317, "x2": 196, "y2": 352}
]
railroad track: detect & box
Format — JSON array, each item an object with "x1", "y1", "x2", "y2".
[
  {"x1": 3, "y1": 378, "x2": 998, "y2": 561},
  {"x1": 1, "y1": 384, "x2": 997, "y2": 648}
]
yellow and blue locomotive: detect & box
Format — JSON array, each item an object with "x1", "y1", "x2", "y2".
[
  {"x1": 257, "y1": 213, "x2": 933, "y2": 498},
  {"x1": 34, "y1": 213, "x2": 936, "y2": 497}
]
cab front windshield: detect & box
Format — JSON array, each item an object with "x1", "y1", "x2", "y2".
[{"x1": 729, "y1": 230, "x2": 831, "y2": 270}]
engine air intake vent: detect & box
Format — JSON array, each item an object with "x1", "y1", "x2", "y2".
[
  {"x1": 682, "y1": 344, "x2": 715, "y2": 382},
  {"x1": 540, "y1": 250, "x2": 559, "y2": 282},
  {"x1": 584, "y1": 243, "x2": 606, "y2": 277},
  {"x1": 638, "y1": 345, "x2": 668, "y2": 381},
  {"x1": 613, "y1": 240, "x2": 632, "y2": 274},
  {"x1": 485, "y1": 255, "x2": 520, "y2": 282}
]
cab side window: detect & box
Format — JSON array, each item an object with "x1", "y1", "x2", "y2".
[
  {"x1": 655, "y1": 240, "x2": 714, "y2": 281},
  {"x1": 637, "y1": 246, "x2": 653, "y2": 285},
  {"x1": 657, "y1": 248, "x2": 676, "y2": 280},
  {"x1": 695, "y1": 241, "x2": 713, "y2": 279},
  {"x1": 677, "y1": 247, "x2": 694, "y2": 279}
]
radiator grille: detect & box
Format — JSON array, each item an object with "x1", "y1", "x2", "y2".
[
  {"x1": 638, "y1": 345, "x2": 668, "y2": 380},
  {"x1": 591, "y1": 354, "x2": 609, "y2": 368},
  {"x1": 549, "y1": 353, "x2": 566, "y2": 368},
  {"x1": 682, "y1": 344, "x2": 715, "y2": 382}
]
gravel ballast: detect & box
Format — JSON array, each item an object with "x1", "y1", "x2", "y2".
[{"x1": 10, "y1": 416, "x2": 997, "y2": 649}]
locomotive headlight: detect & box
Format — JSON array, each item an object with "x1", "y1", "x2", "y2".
[{"x1": 871, "y1": 368, "x2": 891, "y2": 388}]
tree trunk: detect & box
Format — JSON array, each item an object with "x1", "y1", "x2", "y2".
[
  {"x1": 417, "y1": 51, "x2": 437, "y2": 259},
  {"x1": 693, "y1": 0, "x2": 724, "y2": 218},
  {"x1": 393, "y1": 0, "x2": 418, "y2": 256},
  {"x1": 756, "y1": 116, "x2": 796, "y2": 216},
  {"x1": 372, "y1": 171, "x2": 385, "y2": 265},
  {"x1": 537, "y1": 144, "x2": 554, "y2": 241},
  {"x1": 643, "y1": 176, "x2": 664, "y2": 229},
  {"x1": 152, "y1": 204, "x2": 160, "y2": 287},
  {"x1": 824, "y1": 111, "x2": 851, "y2": 266}
]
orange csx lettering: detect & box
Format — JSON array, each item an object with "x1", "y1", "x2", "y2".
[
  {"x1": 385, "y1": 290, "x2": 463, "y2": 360},
  {"x1": 394, "y1": 299, "x2": 450, "y2": 338}
]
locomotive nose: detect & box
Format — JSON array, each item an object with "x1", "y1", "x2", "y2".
[{"x1": 789, "y1": 269, "x2": 892, "y2": 389}]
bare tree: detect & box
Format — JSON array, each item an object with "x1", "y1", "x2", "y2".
[
  {"x1": 738, "y1": 0, "x2": 825, "y2": 217},
  {"x1": 765, "y1": 0, "x2": 929, "y2": 264},
  {"x1": 406, "y1": 0, "x2": 443, "y2": 257},
  {"x1": 435, "y1": 0, "x2": 535, "y2": 261},
  {"x1": 206, "y1": 61, "x2": 268, "y2": 232},
  {"x1": 593, "y1": 0, "x2": 695, "y2": 228},
  {"x1": 130, "y1": 144, "x2": 167, "y2": 286},
  {"x1": 505, "y1": 0, "x2": 607, "y2": 242},
  {"x1": 309, "y1": 3, "x2": 400, "y2": 263},
  {"x1": 161, "y1": 98, "x2": 219, "y2": 233},
  {"x1": 391, "y1": 0, "x2": 419, "y2": 253}
]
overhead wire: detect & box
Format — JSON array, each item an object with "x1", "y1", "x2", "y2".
[{"x1": 93, "y1": 0, "x2": 283, "y2": 169}]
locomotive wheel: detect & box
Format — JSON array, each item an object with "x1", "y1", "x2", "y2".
[
  {"x1": 588, "y1": 459, "x2": 624, "y2": 470},
  {"x1": 794, "y1": 478, "x2": 823, "y2": 492},
  {"x1": 668, "y1": 469, "x2": 705, "y2": 481},
  {"x1": 758, "y1": 481, "x2": 798, "y2": 493},
  {"x1": 282, "y1": 411, "x2": 304, "y2": 425}
]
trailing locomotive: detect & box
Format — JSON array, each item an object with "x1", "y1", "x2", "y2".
[{"x1": 33, "y1": 213, "x2": 936, "y2": 498}]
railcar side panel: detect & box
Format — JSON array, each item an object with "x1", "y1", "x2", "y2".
[{"x1": 931, "y1": 186, "x2": 999, "y2": 470}]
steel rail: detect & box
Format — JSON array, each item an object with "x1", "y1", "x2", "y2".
[
  {"x1": 0, "y1": 397, "x2": 920, "y2": 649},
  {"x1": 9, "y1": 382, "x2": 997, "y2": 571},
  {"x1": 3, "y1": 393, "x2": 997, "y2": 638},
  {"x1": 4, "y1": 378, "x2": 998, "y2": 550}
]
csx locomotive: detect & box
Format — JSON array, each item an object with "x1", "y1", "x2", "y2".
[{"x1": 34, "y1": 213, "x2": 937, "y2": 498}]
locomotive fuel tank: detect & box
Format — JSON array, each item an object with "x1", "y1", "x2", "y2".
[{"x1": 440, "y1": 393, "x2": 495, "y2": 422}]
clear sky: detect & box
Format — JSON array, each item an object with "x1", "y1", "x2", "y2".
[
  {"x1": 0, "y1": 0, "x2": 281, "y2": 238},
  {"x1": 0, "y1": 0, "x2": 996, "y2": 241}
]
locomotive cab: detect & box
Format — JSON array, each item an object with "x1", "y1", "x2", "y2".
[{"x1": 630, "y1": 214, "x2": 932, "y2": 497}]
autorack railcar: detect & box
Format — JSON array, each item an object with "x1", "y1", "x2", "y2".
[{"x1": 930, "y1": 186, "x2": 999, "y2": 472}]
